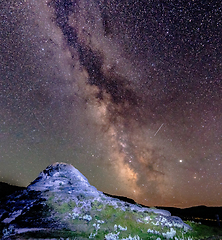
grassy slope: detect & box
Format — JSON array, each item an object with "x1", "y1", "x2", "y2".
[
  {"x1": 16, "y1": 196, "x2": 222, "y2": 240},
  {"x1": 1, "y1": 191, "x2": 222, "y2": 239}
]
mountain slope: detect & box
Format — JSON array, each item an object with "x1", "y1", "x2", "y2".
[{"x1": 0, "y1": 163, "x2": 221, "y2": 239}]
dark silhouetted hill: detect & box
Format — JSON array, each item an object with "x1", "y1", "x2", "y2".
[{"x1": 0, "y1": 182, "x2": 25, "y2": 200}]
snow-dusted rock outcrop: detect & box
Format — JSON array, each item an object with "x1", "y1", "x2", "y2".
[
  {"x1": 28, "y1": 162, "x2": 102, "y2": 198},
  {"x1": 0, "y1": 163, "x2": 192, "y2": 239}
]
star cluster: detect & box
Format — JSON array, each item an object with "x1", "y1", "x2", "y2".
[{"x1": 0, "y1": 0, "x2": 222, "y2": 207}]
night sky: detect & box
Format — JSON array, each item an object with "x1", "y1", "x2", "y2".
[{"x1": 1, "y1": 0, "x2": 222, "y2": 208}]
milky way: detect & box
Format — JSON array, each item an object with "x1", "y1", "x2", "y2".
[{"x1": 1, "y1": 0, "x2": 222, "y2": 207}]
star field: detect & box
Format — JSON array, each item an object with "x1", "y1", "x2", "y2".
[{"x1": 0, "y1": 0, "x2": 222, "y2": 207}]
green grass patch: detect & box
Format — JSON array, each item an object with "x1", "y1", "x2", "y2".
[
  {"x1": 89, "y1": 204, "x2": 163, "y2": 239},
  {"x1": 47, "y1": 193, "x2": 76, "y2": 214},
  {"x1": 183, "y1": 221, "x2": 222, "y2": 239},
  {"x1": 55, "y1": 201, "x2": 76, "y2": 214},
  {"x1": 91, "y1": 200, "x2": 104, "y2": 210}
]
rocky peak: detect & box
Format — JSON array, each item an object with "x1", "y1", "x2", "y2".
[{"x1": 27, "y1": 162, "x2": 101, "y2": 198}]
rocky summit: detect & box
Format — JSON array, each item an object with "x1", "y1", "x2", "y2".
[
  {"x1": 0, "y1": 163, "x2": 193, "y2": 239},
  {"x1": 28, "y1": 162, "x2": 101, "y2": 198}
]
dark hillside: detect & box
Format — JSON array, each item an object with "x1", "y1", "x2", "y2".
[{"x1": 0, "y1": 182, "x2": 25, "y2": 200}]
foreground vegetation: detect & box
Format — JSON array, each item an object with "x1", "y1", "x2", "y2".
[
  {"x1": 2, "y1": 196, "x2": 221, "y2": 240},
  {"x1": 2, "y1": 221, "x2": 222, "y2": 239},
  {"x1": 1, "y1": 189, "x2": 222, "y2": 240}
]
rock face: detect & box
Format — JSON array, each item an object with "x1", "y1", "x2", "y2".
[
  {"x1": 28, "y1": 162, "x2": 101, "y2": 198},
  {"x1": 0, "y1": 163, "x2": 192, "y2": 239}
]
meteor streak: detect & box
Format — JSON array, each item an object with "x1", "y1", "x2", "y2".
[{"x1": 154, "y1": 123, "x2": 164, "y2": 136}]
